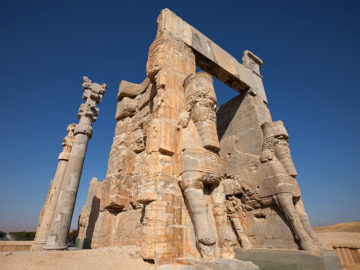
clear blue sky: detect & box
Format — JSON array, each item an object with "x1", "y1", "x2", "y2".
[{"x1": 0, "y1": 0, "x2": 359, "y2": 230}]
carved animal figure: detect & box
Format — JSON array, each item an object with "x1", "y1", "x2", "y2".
[
  {"x1": 178, "y1": 72, "x2": 236, "y2": 258},
  {"x1": 259, "y1": 121, "x2": 323, "y2": 253}
]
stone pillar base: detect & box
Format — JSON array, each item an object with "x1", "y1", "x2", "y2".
[
  {"x1": 157, "y1": 257, "x2": 259, "y2": 270},
  {"x1": 31, "y1": 240, "x2": 46, "y2": 251},
  {"x1": 74, "y1": 238, "x2": 91, "y2": 249},
  {"x1": 43, "y1": 245, "x2": 68, "y2": 250}
]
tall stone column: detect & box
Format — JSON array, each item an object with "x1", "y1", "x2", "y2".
[
  {"x1": 44, "y1": 76, "x2": 106, "y2": 250},
  {"x1": 32, "y1": 124, "x2": 76, "y2": 251}
]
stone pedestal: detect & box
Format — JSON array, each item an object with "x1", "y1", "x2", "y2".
[
  {"x1": 234, "y1": 248, "x2": 342, "y2": 270},
  {"x1": 159, "y1": 257, "x2": 259, "y2": 270}
]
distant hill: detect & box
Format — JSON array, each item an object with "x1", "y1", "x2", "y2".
[{"x1": 314, "y1": 222, "x2": 360, "y2": 233}]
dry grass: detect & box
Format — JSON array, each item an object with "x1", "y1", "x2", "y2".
[{"x1": 313, "y1": 222, "x2": 360, "y2": 233}]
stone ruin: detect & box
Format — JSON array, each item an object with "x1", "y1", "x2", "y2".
[
  {"x1": 33, "y1": 76, "x2": 107, "y2": 251},
  {"x1": 34, "y1": 8, "x2": 341, "y2": 270}
]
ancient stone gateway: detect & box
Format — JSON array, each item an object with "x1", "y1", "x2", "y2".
[{"x1": 34, "y1": 8, "x2": 340, "y2": 270}]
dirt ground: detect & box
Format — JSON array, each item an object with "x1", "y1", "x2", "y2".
[
  {"x1": 0, "y1": 246, "x2": 154, "y2": 270},
  {"x1": 317, "y1": 232, "x2": 360, "y2": 249},
  {"x1": 314, "y1": 222, "x2": 360, "y2": 233},
  {"x1": 1, "y1": 230, "x2": 359, "y2": 270}
]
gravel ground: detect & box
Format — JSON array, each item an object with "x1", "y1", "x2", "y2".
[{"x1": 0, "y1": 246, "x2": 154, "y2": 270}]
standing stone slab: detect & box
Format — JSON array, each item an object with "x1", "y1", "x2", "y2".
[
  {"x1": 235, "y1": 248, "x2": 342, "y2": 270},
  {"x1": 75, "y1": 177, "x2": 102, "y2": 249}
]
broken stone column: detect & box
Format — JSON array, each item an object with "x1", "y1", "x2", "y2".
[
  {"x1": 75, "y1": 177, "x2": 102, "y2": 249},
  {"x1": 31, "y1": 124, "x2": 76, "y2": 251},
  {"x1": 43, "y1": 77, "x2": 106, "y2": 250}
]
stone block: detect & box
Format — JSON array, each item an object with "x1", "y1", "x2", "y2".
[
  {"x1": 117, "y1": 77, "x2": 150, "y2": 99},
  {"x1": 159, "y1": 121, "x2": 176, "y2": 155},
  {"x1": 115, "y1": 97, "x2": 137, "y2": 120},
  {"x1": 235, "y1": 248, "x2": 342, "y2": 270},
  {"x1": 171, "y1": 257, "x2": 259, "y2": 270}
]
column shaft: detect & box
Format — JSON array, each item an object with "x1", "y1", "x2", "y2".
[
  {"x1": 43, "y1": 76, "x2": 106, "y2": 250},
  {"x1": 44, "y1": 134, "x2": 89, "y2": 249},
  {"x1": 32, "y1": 123, "x2": 75, "y2": 251},
  {"x1": 32, "y1": 159, "x2": 68, "y2": 250}
]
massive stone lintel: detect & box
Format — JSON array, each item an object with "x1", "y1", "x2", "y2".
[{"x1": 158, "y1": 8, "x2": 268, "y2": 103}]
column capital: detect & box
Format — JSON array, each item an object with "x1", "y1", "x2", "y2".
[
  {"x1": 74, "y1": 123, "x2": 93, "y2": 138},
  {"x1": 58, "y1": 123, "x2": 76, "y2": 160},
  {"x1": 77, "y1": 76, "x2": 107, "y2": 123}
]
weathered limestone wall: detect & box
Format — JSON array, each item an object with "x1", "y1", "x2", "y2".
[
  {"x1": 217, "y1": 92, "x2": 299, "y2": 249},
  {"x1": 91, "y1": 12, "x2": 199, "y2": 263},
  {"x1": 317, "y1": 232, "x2": 360, "y2": 268},
  {"x1": 336, "y1": 247, "x2": 360, "y2": 267},
  {"x1": 218, "y1": 93, "x2": 270, "y2": 156},
  {"x1": 91, "y1": 78, "x2": 154, "y2": 250},
  {"x1": 0, "y1": 241, "x2": 33, "y2": 252}
]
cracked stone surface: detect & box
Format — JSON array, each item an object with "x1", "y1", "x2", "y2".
[{"x1": 66, "y1": 8, "x2": 324, "y2": 267}]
